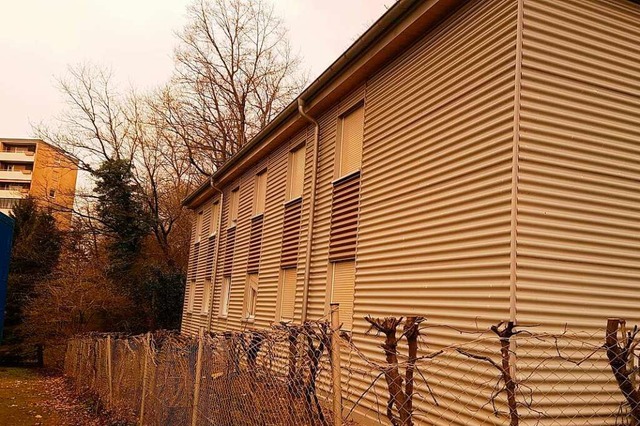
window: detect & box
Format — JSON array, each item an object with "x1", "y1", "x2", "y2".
[
  {"x1": 254, "y1": 170, "x2": 267, "y2": 215},
  {"x1": 49, "y1": 189, "x2": 56, "y2": 198},
  {"x1": 279, "y1": 268, "x2": 297, "y2": 321},
  {"x1": 229, "y1": 187, "x2": 239, "y2": 226},
  {"x1": 187, "y1": 281, "x2": 196, "y2": 314},
  {"x1": 201, "y1": 279, "x2": 212, "y2": 314},
  {"x1": 336, "y1": 104, "x2": 364, "y2": 178},
  {"x1": 220, "y1": 276, "x2": 231, "y2": 317},
  {"x1": 330, "y1": 261, "x2": 356, "y2": 330},
  {"x1": 287, "y1": 146, "x2": 305, "y2": 200},
  {"x1": 210, "y1": 202, "x2": 220, "y2": 236},
  {"x1": 195, "y1": 209, "x2": 204, "y2": 242},
  {"x1": 244, "y1": 274, "x2": 258, "y2": 320}
]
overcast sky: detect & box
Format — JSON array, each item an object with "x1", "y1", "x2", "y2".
[{"x1": 0, "y1": 0, "x2": 394, "y2": 138}]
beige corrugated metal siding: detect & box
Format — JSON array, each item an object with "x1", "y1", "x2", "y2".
[
  {"x1": 353, "y1": 0, "x2": 517, "y2": 423},
  {"x1": 516, "y1": 0, "x2": 640, "y2": 423}
]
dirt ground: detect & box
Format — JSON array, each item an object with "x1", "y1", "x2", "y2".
[{"x1": 0, "y1": 367, "x2": 113, "y2": 426}]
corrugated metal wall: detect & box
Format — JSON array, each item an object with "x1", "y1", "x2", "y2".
[
  {"x1": 353, "y1": 0, "x2": 518, "y2": 422},
  {"x1": 179, "y1": 0, "x2": 640, "y2": 423},
  {"x1": 516, "y1": 0, "x2": 640, "y2": 423}
]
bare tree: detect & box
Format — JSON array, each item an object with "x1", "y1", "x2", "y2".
[
  {"x1": 34, "y1": 64, "x2": 197, "y2": 268},
  {"x1": 155, "y1": 0, "x2": 307, "y2": 175}
]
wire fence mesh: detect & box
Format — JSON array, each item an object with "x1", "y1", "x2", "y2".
[{"x1": 64, "y1": 316, "x2": 640, "y2": 425}]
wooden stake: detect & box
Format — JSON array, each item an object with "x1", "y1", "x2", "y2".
[
  {"x1": 106, "y1": 335, "x2": 113, "y2": 405},
  {"x1": 330, "y1": 303, "x2": 343, "y2": 426},
  {"x1": 191, "y1": 328, "x2": 205, "y2": 426},
  {"x1": 139, "y1": 333, "x2": 151, "y2": 426}
]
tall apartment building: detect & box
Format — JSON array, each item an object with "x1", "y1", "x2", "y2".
[{"x1": 0, "y1": 138, "x2": 78, "y2": 226}]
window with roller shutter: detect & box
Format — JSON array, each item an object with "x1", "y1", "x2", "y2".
[
  {"x1": 209, "y1": 201, "x2": 220, "y2": 236},
  {"x1": 336, "y1": 104, "x2": 364, "y2": 179},
  {"x1": 287, "y1": 145, "x2": 305, "y2": 200},
  {"x1": 247, "y1": 215, "x2": 263, "y2": 274},
  {"x1": 331, "y1": 261, "x2": 355, "y2": 330},
  {"x1": 254, "y1": 169, "x2": 267, "y2": 215},
  {"x1": 220, "y1": 276, "x2": 231, "y2": 317},
  {"x1": 244, "y1": 274, "x2": 258, "y2": 320},
  {"x1": 330, "y1": 172, "x2": 360, "y2": 261},
  {"x1": 281, "y1": 198, "x2": 302, "y2": 268},
  {"x1": 224, "y1": 227, "x2": 236, "y2": 276},
  {"x1": 228, "y1": 187, "x2": 239, "y2": 226},
  {"x1": 279, "y1": 268, "x2": 297, "y2": 321}
]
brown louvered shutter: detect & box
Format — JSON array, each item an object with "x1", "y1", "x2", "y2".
[
  {"x1": 280, "y1": 268, "x2": 297, "y2": 321},
  {"x1": 210, "y1": 202, "x2": 220, "y2": 235},
  {"x1": 331, "y1": 261, "x2": 355, "y2": 330},
  {"x1": 338, "y1": 105, "x2": 364, "y2": 177},
  {"x1": 204, "y1": 235, "x2": 216, "y2": 278},
  {"x1": 247, "y1": 215, "x2": 263, "y2": 273},
  {"x1": 224, "y1": 227, "x2": 236, "y2": 276},
  {"x1": 330, "y1": 172, "x2": 360, "y2": 261},
  {"x1": 189, "y1": 242, "x2": 200, "y2": 282},
  {"x1": 281, "y1": 198, "x2": 302, "y2": 268}
]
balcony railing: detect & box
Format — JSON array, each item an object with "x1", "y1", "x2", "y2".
[{"x1": 0, "y1": 198, "x2": 23, "y2": 210}]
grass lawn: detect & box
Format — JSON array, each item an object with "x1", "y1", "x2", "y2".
[{"x1": 0, "y1": 367, "x2": 112, "y2": 426}]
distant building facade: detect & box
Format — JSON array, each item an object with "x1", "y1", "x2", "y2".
[{"x1": 0, "y1": 138, "x2": 78, "y2": 226}]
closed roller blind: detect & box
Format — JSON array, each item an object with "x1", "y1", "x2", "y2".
[
  {"x1": 330, "y1": 173, "x2": 360, "y2": 261},
  {"x1": 245, "y1": 274, "x2": 258, "y2": 319},
  {"x1": 224, "y1": 227, "x2": 236, "y2": 276},
  {"x1": 281, "y1": 198, "x2": 302, "y2": 268},
  {"x1": 229, "y1": 188, "x2": 239, "y2": 225},
  {"x1": 331, "y1": 261, "x2": 355, "y2": 330},
  {"x1": 210, "y1": 202, "x2": 220, "y2": 235},
  {"x1": 280, "y1": 268, "x2": 297, "y2": 321},
  {"x1": 254, "y1": 171, "x2": 267, "y2": 214},
  {"x1": 289, "y1": 146, "x2": 305, "y2": 200},
  {"x1": 247, "y1": 215, "x2": 263, "y2": 273},
  {"x1": 339, "y1": 105, "x2": 364, "y2": 177}
]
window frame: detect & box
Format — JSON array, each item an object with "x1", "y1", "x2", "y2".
[
  {"x1": 244, "y1": 274, "x2": 259, "y2": 321},
  {"x1": 329, "y1": 260, "x2": 356, "y2": 331},
  {"x1": 186, "y1": 281, "x2": 196, "y2": 314},
  {"x1": 209, "y1": 201, "x2": 220, "y2": 237},
  {"x1": 220, "y1": 276, "x2": 231, "y2": 318},
  {"x1": 228, "y1": 187, "x2": 240, "y2": 227},
  {"x1": 201, "y1": 278, "x2": 212, "y2": 315},
  {"x1": 195, "y1": 209, "x2": 205, "y2": 243},
  {"x1": 254, "y1": 169, "x2": 268, "y2": 216},
  {"x1": 335, "y1": 102, "x2": 365, "y2": 180},
  {"x1": 287, "y1": 144, "x2": 306, "y2": 201}
]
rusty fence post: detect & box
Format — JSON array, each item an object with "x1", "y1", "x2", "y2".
[
  {"x1": 139, "y1": 333, "x2": 151, "y2": 426},
  {"x1": 191, "y1": 327, "x2": 205, "y2": 426},
  {"x1": 330, "y1": 303, "x2": 343, "y2": 426},
  {"x1": 106, "y1": 335, "x2": 113, "y2": 405}
]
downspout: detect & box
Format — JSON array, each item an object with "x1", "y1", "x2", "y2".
[
  {"x1": 206, "y1": 179, "x2": 224, "y2": 332},
  {"x1": 298, "y1": 98, "x2": 320, "y2": 323}
]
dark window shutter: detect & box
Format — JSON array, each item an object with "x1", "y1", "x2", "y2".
[
  {"x1": 247, "y1": 215, "x2": 264, "y2": 274},
  {"x1": 224, "y1": 227, "x2": 236, "y2": 276},
  {"x1": 204, "y1": 235, "x2": 216, "y2": 278},
  {"x1": 281, "y1": 198, "x2": 302, "y2": 268},
  {"x1": 330, "y1": 172, "x2": 360, "y2": 261}
]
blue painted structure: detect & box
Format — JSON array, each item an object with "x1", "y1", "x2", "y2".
[{"x1": 0, "y1": 212, "x2": 14, "y2": 343}]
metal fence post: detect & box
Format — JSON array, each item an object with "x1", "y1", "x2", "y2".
[
  {"x1": 330, "y1": 303, "x2": 343, "y2": 426},
  {"x1": 106, "y1": 335, "x2": 113, "y2": 405},
  {"x1": 139, "y1": 333, "x2": 151, "y2": 426},
  {"x1": 191, "y1": 327, "x2": 205, "y2": 426}
]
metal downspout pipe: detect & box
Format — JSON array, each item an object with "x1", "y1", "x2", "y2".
[{"x1": 298, "y1": 98, "x2": 320, "y2": 323}]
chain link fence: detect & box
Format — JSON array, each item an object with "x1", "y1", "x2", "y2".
[{"x1": 65, "y1": 314, "x2": 640, "y2": 425}]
